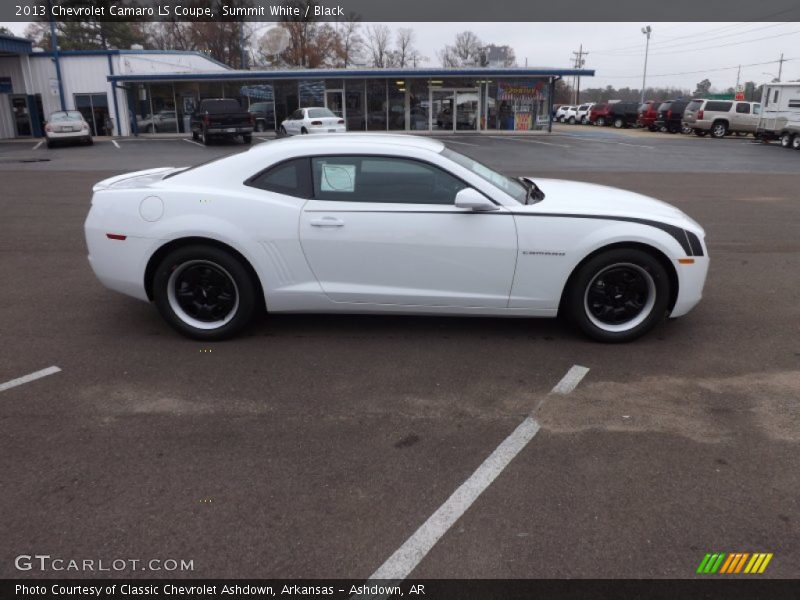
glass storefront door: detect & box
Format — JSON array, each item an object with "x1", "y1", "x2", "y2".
[
  {"x1": 455, "y1": 91, "x2": 479, "y2": 131},
  {"x1": 75, "y1": 93, "x2": 111, "y2": 136},
  {"x1": 10, "y1": 95, "x2": 32, "y2": 136},
  {"x1": 431, "y1": 90, "x2": 454, "y2": 131},
  {"x1": 325, "y1": 90, "x2": 344, "y2": 117}
]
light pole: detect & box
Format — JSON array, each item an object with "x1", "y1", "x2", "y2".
[{"x1": 640, "y1": 26, "x2": 651, "y2": 105}]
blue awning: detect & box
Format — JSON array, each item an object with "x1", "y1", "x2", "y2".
[{"x1": 0, "y1": 34, "x2": 33, "y2": 56}]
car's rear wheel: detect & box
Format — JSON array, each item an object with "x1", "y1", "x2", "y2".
[
  {"x1": 780, "y1": 132, "x2": 793, "y2": 148},
  {"x1": 301, "y1": 127, "x2": 308, "y2": 134},
  {"x1": 201, "y1": 128, "x2": 210, "y2": 145},
  {"x1": 711, "y1": 121, "x2": 728, "y2": 138},
  {"x1": 792, "y1": 135, "x2": 800, "y2": 150},
  {"x1": 596, "y1": 117, "x2": 605, "y2": 127},
  {"x1": 153, "y1": 245, "x2": 258, "y2": 340},
  {"x1": 693, "y1": 129, "x2": 707, "y2": 137},
  {"x1": 566, "y1": 248, "x2": 670, "y2": 343},
  {"x1": 255, "y1": 121, "x2": 266, "y2": 132},
  {"x1": 613, "y1": 118, "x2": 624, "y2": 128},
  {"x1": 279, "y1": 125, "x2": 287, "y2": 136}
]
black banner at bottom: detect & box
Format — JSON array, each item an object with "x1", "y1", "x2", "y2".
[{"x1": 3, "y1": 579, "x2": 800, "y2": 600}]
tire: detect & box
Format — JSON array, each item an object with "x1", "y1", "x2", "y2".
[
  {"x1": 693, "y1": 129, "x2": 707, "y2": 137},
  {"x1": 255, "y1": 121, "x2": 266, "y2": 133},
  {"x1": 191, "y1": 129, "x2": 199, "y2": 141},
  {"x1": 780, "y1": 132, "x2": 793, "y2": 148},
  {"x1": 613, "y1": 118, "x2": 624, "y2": 129},
  {"x1": 792, "y1": 135, "x2": 800, "y2": 150},
  {"x1": 201, "y1": 128, "x2": 210, "y2": 145},
  {"x1": 568, "y1": 116, "x2": 576, "y2": 124},
  {"x1": 710, "y1": 121, "x2": 728, "y2": 138},
  {"x1": 153, "y1": 245, "x2": 258, "y2": 341},
  {"x1": 596, "y1": 117, "x2": 606, "y2": 127},
  {"x1": 279, "y1": 125, "x2": 287, "y2": 136},
  {"x1": 46, "y1": 139, "x2": 54, "y2": 149},
  {"x1": 565, "y1": 248, "x2": 670, "y2": 343},
  {"x1": 681, "y1": 124, "x2": 693, "y2": 135},
  {"x1": 242, "y1": 134, "x2": 252, "y2": 144},
  {"x1": 301, "y1": 127, "x2": 308, "y2": 134},
  {"x1": 580, "y1": 116, "x2": 587, "y2": 124},
  {"x1": 86, "y1": 137, "x2": 93, "y2": 145}
]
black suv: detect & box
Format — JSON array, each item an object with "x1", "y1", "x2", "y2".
[
  {"x1": 654, "y1": 99, "x2": 690, "y2": 133},
  {"x1": 606, "y1": 102, "x2": 640, "y2": 128}
]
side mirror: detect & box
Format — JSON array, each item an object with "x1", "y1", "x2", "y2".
[{"x1": 455, "y1": 188, "x2": 498, "y2": 212}]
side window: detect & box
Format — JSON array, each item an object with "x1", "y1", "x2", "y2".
[
  {"x1": 754, "y1": 104, "x2": 762, "y2": 115},
  {"x1": 311, "y1": 156, "x2": 468, "y2": 205},
  {"x1": 246, "y1": 157, "x2": 312, "y2": 198},
  {"x1": 736, "y1": 103, "x2": 750, "y2": 114},
  {"x1": 773, "y1": 90, "x2": 779, "y2": 104},
  {"x1": 290, "y1": 109, "x2": 303, "y2": 120}
]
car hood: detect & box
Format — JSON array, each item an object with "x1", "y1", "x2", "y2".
[{"x1": 516, "y1": 178, "x2": 701, "y2": 231}]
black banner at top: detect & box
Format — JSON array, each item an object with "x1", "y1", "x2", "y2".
[{"x1": 2, "y1": 0, "x2": 800, "y2": 22}]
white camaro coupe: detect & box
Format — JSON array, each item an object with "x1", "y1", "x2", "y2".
[{"x1": 85, "y1": 134, "x2": 708, "y2": 342}]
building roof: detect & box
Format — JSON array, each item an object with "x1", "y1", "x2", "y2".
[
  {"x1": 0, "y1": 34, "x2": 33, "y2": 56},
  {"x1": 107, "y1": 66, "x2": 595, "y2": 83}
]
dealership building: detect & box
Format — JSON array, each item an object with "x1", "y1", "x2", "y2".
[{"x1": 0, "y1": 32, "x2": 593, "y2": 139}]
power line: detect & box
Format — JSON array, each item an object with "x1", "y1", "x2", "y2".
[
  {"x1": 597, "y1": 57, "x2": 798, "y2": 80},
  {"x1": 643, "y1": 28, "x2": 800, "y2": 56},
  {"x1": 571, "y1": 44, "x2": 589, "y2": 103}
]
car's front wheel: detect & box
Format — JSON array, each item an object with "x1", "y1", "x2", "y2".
[
  {"x1": 711, "y1": 121, "x2": 728, "y2": 138},
  {"x1": 792, "y1": 135, "x2": 800, "y2": 150},
  {"x1": 153, "y1": 245, "x2": 258, "y2": 340},
  {"x1": 596, "y1": 117, "x2": 605, "y2": 127},
  {"x1": 780, "y1": 132, "x2": 793, "y2": 148},
  {"x1": 566, "y1": 248, "x2": 670, "y2": 342}
]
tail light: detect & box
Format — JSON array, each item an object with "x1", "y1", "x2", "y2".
[
  {"x1": 45, "y1": 124, "x2": 52, "y2": 132},
  {"x1": 203, "y1": 114, "x2": 210, "y2": 126},
  {"x1": 311, "y1": 120, "x2": 323, "y2": 125},
  {"x1": 337, "y1": 119, "x2": 344, "y2": 125},
  {"x1": 667, "y1": 110, "x2": 673, "y2": 118},
  {"x1": 697, "y1": 110, "x2": 704, "y2": 119},
  {"x1": 250, "y1": 113, "x2": 255, "y2": 125}
]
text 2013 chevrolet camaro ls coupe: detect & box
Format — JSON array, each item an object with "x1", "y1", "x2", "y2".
[{"x1": 84, "y1": 134, "x2": 708, "y2": 342}]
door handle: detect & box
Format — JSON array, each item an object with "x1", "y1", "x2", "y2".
[{"x1": 310, "y1": 217, "x2": 345, "y2": 228}]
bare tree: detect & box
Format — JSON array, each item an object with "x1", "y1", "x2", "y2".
[
  {"x1": 365, "y1": 24, "x2": 392, "y2": 68},
  {"x1": 395, "y1": 28, "x2": 420, "y2": 68},
  {"x1": 334, "y1": 15, "x2": 364, "y2": 68},
  {"x1": 439, "y1": 31, "x2": 483, "y2": 67}
]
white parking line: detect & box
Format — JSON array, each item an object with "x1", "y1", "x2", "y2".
[
  {"x1": 0, "y1": 366, "x2": 62, "y2": 393},
  {"x1": 486, "y1": 135, "x2": 570, "y2": 148},
  {"x1": 111, "y1": 139, "x2": 120, "y2": 149},
  {"x1": 435, "y1": 138, "x2": 481, "y2": 147},
  {"x1": 32, "y1": 141, "x2": 43, "y2": 150},
  {"x1": 182, "y1": 138, "x2": 205, "y2": 147},
  {"x1": 554, "y1": 133, "x2": 655, "y2": 150},
  {"x1": 367, "y1": 364, "x2": 589, "y2": 582}
]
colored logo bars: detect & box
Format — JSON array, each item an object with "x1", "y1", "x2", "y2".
[{"x1": 697, "y1": 552, "x2": 773, "y2": 574}]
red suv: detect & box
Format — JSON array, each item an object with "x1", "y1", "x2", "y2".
[
  {"x1": 637, "y1": 101, "x2": 660, "y2": 130},
  {"x1": 588, "y1": 104, "x2": 610, "y2": 126}
]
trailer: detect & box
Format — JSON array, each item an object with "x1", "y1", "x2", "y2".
[{"x1": 756, "y1": 82, "x2": 800, "y2": 149}]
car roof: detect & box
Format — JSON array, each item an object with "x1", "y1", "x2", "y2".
[{"x1": 268, "y1": 133, "x2": 445, "y2": 153}]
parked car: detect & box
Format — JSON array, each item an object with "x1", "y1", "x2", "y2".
[
  {"x1": 588, "y1": 103, "x2": 610, "y2": 126},
  {"x1": 84, "y1": 134, "x2": 707, "y2": 343},
  {"x1": 190, "y1": 98, "x2": 254, "y2": 145},
  {"x1": 555, "y1": 105, "x2": 573, "y2": 122},
  {"x1": 576, "y1": 103, "x2": 595, "y2": 124},
  {"x1": 682, "y1": 99, "x2": 762, "y2": 138},
  {"x1": 654, "y1": 100, "x2": 690, "y2": 134},
  {"x1": 280, "y1": 107, "x2": 346, "y2": 136},
  {"x1": 607, "y1": 102, "x2": 640, "y2": 128},
  {"x1": 637, "y1": 101, "x2": 661, "y2": 130},
  {"x1": 756, "y1": 82, "x2": 800, "y2": 149},
  {"x1": 138, "y1": 110, "x2": 178, "y2": 134},
  {"x1": 44, "y1": 110, "x2": 93, "y2": 148},
  {"x1": 564, "y1": 106, "x2": 582, "y2": 124},
  {"x1": 248, "y1": 102, "x2": 275, "y2": 133}
]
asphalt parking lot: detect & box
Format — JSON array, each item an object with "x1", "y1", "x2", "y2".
[{"x1": 1, "y1": 128, "x2": 798, "y2": 581}]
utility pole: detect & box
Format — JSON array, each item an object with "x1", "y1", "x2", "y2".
[
  {"x1": 640, "y1": 26, "x2": 652, "y2": 104},
  {"x1": 777, "y1": 52, "x2": 786, "y2": 82},
  {"x1": 735, "y1": 65, "x2": 741, "y2": 88},
  {"x1": 571, "y1": 45, "x2": 588, "y2": 104}
]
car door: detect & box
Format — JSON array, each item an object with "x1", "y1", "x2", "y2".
[
  {"x1": 298, "y1": 155, "x2": 518, "y2": 308},
  {"x1": 286, "y1": 109, "x2": 302, "y2": 134}
]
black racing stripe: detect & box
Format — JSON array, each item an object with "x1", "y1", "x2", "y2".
[
  {"x1": 686, "y1": 230, "x2": 705, "y2": 257},
  {"x1": 511, "y1": 212, "x2": 695, "y2": 256},
  {"x1": 303, "y1": 208, "x2": 700, "y2": 256}
]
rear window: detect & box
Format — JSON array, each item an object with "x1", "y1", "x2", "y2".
[
  {"x1": 658, "y1": 102, "x2": 672, "y2": 112},
  {"x1": 201, "y1": 99, "x2": 241, "y2": 113},
  {"x1": 705, "y1": 101, "x2": 732, "y2": 112},
  {"x1": 686, "y1": 100, "x2": 703, "y2": 111},
  {"x1": 50, "y1": 111, "x2": 83, "y2": 122},
  {"x1": 307, "y1": 108, "x2": 336, "y2": 118}
]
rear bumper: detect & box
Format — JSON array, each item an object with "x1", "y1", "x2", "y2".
[
  {"x1": 46, "y1": 131, "x2": 91, "y2": 140},
  {"x1": 85, "y1": 216, "x2": 153, "y2": 302},
  {"x1": 307, "y1": 126, "x2": 347, "y2": 134},
  {"x1": 206, "y1": 126, "x2": 254, "y2": 134}
]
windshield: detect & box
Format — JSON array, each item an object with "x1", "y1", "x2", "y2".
[
  {"x1": 441, "y1": 147, "x2": 527, "y2": 204},
  {"x1": 50, "y1": 111, "x2": 83, "y2": 122}
]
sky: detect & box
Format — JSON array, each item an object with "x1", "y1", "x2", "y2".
[{"x1": 2, "y1": 21, "x2": 797, "y2": 90}]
